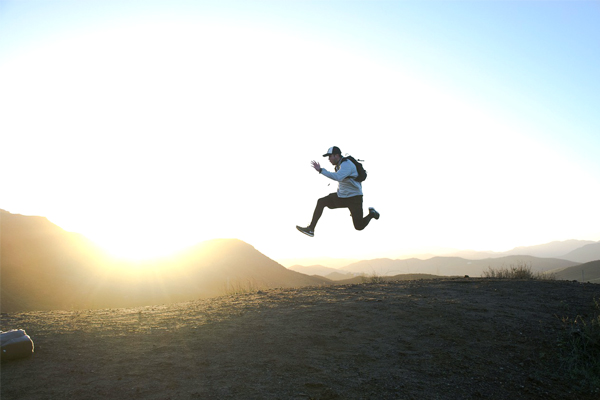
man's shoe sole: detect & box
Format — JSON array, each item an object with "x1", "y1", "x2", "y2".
[{"x1": 296, "y1": 226, "x2": 314, "y2": 237}]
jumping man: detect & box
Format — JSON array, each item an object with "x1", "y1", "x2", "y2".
[{"x1": 296, "y1": 146, "x2": 380, "y2": 237}]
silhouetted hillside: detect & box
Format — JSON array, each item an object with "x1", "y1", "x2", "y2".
[
  {"x1": 288, "y1": 264, "x2": 353, "y2": 280},
  {"x1": 1, "y1": 210, "x2": 327, "y2": 312},
  {"x1": 158, "y1": 239, "x2": 329, "y2": 297},
  {"x1": 504, "y1": 239, "x2": 595, "y2": 258},
  {"x1": 445, "y1": 239, "x2": 595, "y2": 260},
  {"x1": 325, "y1": 271, "x2": 355, "y2": 281},
  {"x1": 278, "y1": 257, "x2": 358, "y2": 269},
  {"x1": 550, "y1": 260, "x2": 600, "y2": 283},
  {"x1": 1, "y1": 209, "x2": 110, "y2": 311},
  {"x1": 559, "y1": 242, "x2": 600, "y2": 263},
  {"x1": 341, "y1": 255, "x2": 580, "y2": 277},
  {"x1": 335, "y1": 273, "x2": 445, "y2": 285},
  {"x1": 2, "y1": 208, "x2": 593, "y2": 313}
]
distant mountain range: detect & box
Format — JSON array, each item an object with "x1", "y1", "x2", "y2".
[
  {"x1": 289, "y1": 239, "x2": 600, "y2": 280},
  {"x1": 278, "y1": 257, "x2": 359, "y2": 269},
  {"x1": 560, "y1": 242, "x2": 600, "y2": 263},
  {"x1": 287, "y1": 265, "x2": 354, "y2": 280},
  {"x1": 293, "y1": 256, "x2": 581, "y2": 280},
  {"x1": 549, "y1": 260, "x2": 600, "y2": 283},
  {"x1": 2, "y1": 209, "x2": 599, "y2": 312},
  {"x1": 445, "y1": 239, "x2": 598, "y2": 260},
  {"x1": 0, "y1": 210, "x2": 328, "y2": 312}
]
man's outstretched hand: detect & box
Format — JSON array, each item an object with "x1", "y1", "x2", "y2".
[{"x1": 311, "y1": 160, "x2": 321, "y2": 173}]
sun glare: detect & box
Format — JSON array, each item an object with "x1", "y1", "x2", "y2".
[{"x1": 3, "y1": 11, "x2": 599, "y2": 263}]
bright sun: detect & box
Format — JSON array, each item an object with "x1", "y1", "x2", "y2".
[{"x1": 3, "y1": 13, "x2": 600, "y2": 262}]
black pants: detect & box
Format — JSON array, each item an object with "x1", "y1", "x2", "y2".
[{"x1": 309, "y1": 193, "x2": 373, "y2": 231}]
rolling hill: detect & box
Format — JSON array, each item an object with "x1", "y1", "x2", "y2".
[
  {"x1": 288, "y1": 239, "x2": 600, "y2": 274},
  {"x1": 503, "y1": 239, "x2": 595, "y2": 258},
  {"x1": 1, "y1": 210, "x2": 328, "y2": 312},
  {"x1": 559, "y1": 242, "x2": 600, "y2": 263},
  {"x1": 288, "y1": 264, "x2": 354, "y2": 280},
  {"x1": 445, "y1": 239, "x2": 596, "y2": 260},
  {"x1": 549, "y1": 260, "x2": 600, "y2": 283},
  {"x1": 340, "y1": 255, "x2": 580, "y2": 277},
  {"x1": 2, "y1": 208, "x2": 596, "y2": 312},
  {"x1": 1, "y1": 209, "x2": 111, "y2": 311}
]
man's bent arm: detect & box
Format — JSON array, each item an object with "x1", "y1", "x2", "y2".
[{"x1": 320, "y1": 161, "x2": 355, "y2": 182}]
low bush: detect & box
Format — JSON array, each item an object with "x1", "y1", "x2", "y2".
[
  {"x1": 482, "y1": 262, "x2": 554, "y2": 280},
  {"x1": 359, "y1": 272, "x2": 386, "y2": 284}
]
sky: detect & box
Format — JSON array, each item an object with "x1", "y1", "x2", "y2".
[{"x1": 1, "y1": 0, "x2": 599, "y2": 265}]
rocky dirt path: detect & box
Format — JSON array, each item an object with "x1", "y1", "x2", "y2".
[{"x1": 2, "y1": 278, "x2": 599, "y2": 399}]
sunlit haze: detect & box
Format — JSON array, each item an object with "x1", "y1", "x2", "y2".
[{"x1": 1, "y1": 1, "x2": 599, "y2": 263}]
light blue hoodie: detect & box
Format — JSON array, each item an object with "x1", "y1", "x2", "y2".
[{"x1": 320, "y1": 158, "x2": 363, "y2": 198}]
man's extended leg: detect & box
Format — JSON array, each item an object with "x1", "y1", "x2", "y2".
[
  {"x1": 297, "y1": 193, "x2": 340, "y2": 237},
  {"x1": 308, "y1": 193, "x2": 339, "y2": 231}
]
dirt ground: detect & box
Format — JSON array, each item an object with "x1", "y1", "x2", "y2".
[{"x1": 2, "y1": 278, "x2": 599, "y2": 399}]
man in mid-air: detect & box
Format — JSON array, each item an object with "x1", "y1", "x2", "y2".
[{"x1": 296, "y1": 146, "x2": 380, "y2": 237}]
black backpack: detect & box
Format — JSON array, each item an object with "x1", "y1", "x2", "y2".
[{"x1": 341, "y1": 156, "x2": 367, "y2": 182}]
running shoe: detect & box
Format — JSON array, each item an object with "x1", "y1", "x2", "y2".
[
  {"x1": 369, "y1": 207, "x2": 380, "y2": 220},
  {"x1": 296, "y1": 226, "x2": 314, "y2": 237}
]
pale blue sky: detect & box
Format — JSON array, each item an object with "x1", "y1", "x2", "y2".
[{"x1": 1, "y1": 1, "x2": 599, "y2": 262}]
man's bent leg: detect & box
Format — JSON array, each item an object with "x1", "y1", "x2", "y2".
[{"x1": 347, "y1": 196, "x2": 373, "y2": 231}]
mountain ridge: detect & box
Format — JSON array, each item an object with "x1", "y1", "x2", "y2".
[
  {"x1": 339, "y1": 255, "x2": 580, "y2": 277},
  {"x1": 559, "y1": 242, "x2": 600, "y2": 263},
  {"x1": 2, "y1": 209, "x2": 598, "y2": 312},
  {"x1": 1, "y1": 210, "x2": 328, "y2": 312},
  {"x1": 286, "y1": 239, "x2": 600, "y2": 273},
  {"x1": 548, "y1": 260, "x2": 600, "y2": 283}
]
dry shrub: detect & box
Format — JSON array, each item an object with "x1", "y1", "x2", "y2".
[{"x1": 483, "y1": 262, "x2": 554, "y2": 280}]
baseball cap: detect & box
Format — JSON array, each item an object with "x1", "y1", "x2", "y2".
[{"x1": 323, "y1": 146, "x2": 342, "y2": 157}]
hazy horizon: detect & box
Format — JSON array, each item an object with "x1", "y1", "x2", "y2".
[
  {"x1": 2, "y1": 208, "x2": 598, "y2": 269},
  {"x1": 2, "y1": 1, "x2": 599, "y2": 262},
  {"x1": 2, "y1": 206, "x2": 598, "y2": 314}
]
